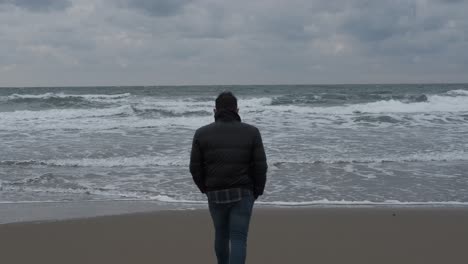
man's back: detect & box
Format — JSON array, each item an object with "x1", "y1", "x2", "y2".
[{"x1": 190, "y1": 111, "x2": 267, "y2": 196}]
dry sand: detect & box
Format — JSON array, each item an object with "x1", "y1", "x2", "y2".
[{"x1": 1, "y1": 207, "x2": 467, "y2": 264}]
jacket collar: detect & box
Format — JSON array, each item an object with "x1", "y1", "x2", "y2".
[{"x1": 214, "y1": 109, "x2": 241, "y2": 122}]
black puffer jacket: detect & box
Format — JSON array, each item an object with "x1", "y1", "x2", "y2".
[{"x1": 190, "y1": 110, "x2": 268, "y2": 198}]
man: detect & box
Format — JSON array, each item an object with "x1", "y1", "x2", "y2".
[{"x1": 190, "y1": 91, "x2": 268, "y2": 264}]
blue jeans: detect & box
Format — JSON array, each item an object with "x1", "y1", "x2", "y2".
[{"x1": 208, "y1": 192, "x2": 255, "y2": 264}]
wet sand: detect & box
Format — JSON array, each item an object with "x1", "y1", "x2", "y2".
[{"x1": 1, "y1": 207, "x2": 467, "y2": 264}]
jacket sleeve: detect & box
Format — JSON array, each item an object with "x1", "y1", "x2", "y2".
[
  {"x1": 189, "y1": 131, "x2": 206, "y2": 193},
  {"x1": 251, "y1": 128, "x2": 268, "y2": 198}
]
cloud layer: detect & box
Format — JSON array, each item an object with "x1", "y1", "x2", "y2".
[
  {"x1": 0, "y1": 0, "x2": 71, "y2": 12},
  {"x1": 0, "y1": 0, "x2": 467, "y2": 86}
]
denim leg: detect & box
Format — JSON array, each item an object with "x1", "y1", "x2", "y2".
[
  {"x1": 229, "y1": 194, "x2": 254, "y2": 264},
  {"x1": 209, "y1": 202, "x2": 231, "y2": 264}
]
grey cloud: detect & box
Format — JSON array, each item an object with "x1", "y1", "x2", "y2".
[
  {"x1": 117, "y1": 0, "x2": 192, "y2": 17},
  {"x1": 341, "y1": 1, "x2": 417, "y2": 42},
  {"x1": 256, "y1": 15, "x2": 315, "y2": 42},
  {"x1": 438, "y1": 0, "x2": 465, "y2": 3},
  {"x1": 338, "y1": 0, "x2": 467, "y2": 58},
  {"x1": 0, "y1": 0, "x2": 71, "y2": 12},
  {"x1": 38, "y1": 27, "x2": 95, "y2": 51}
]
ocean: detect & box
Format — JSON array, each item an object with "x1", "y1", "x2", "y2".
[{"x1": 1, "y1": 84, "x2": 468, "y2": 212}]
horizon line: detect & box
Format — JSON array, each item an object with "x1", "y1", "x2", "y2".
[{"x1": 1, "y1": 81, "x2": 467, "y2": 89}]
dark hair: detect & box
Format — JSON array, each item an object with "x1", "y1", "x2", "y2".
[{"x1": 215, "y1": 91, "x2": 237, "y2": 111}]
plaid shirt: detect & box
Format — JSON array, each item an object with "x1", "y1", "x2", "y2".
[{"x1": 206, "y1": 188, "x2": 252, "y2": 204}]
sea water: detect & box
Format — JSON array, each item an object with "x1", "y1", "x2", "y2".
[{"x1": 1, "y1": 84, "x2": 467, "y2": 208}]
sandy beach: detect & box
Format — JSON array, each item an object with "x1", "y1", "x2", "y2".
[{"x1": 1, "y1": 207, "x2": 467, "y2": 264}]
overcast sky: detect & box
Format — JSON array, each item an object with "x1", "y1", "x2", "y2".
[{"x1": 0, "y1": 0, "x2": 467, "y2": 86}]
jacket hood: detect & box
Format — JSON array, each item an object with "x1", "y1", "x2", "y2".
[{"x1": 214, "y1": 109, "x2": 241, "y2": 122}]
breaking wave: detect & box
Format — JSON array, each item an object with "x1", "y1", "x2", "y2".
[
  {"x1": 4, "y1": 92, "x2": 131, "y2": 101},
  {"x1": 267, "y1": 91, "x2": 468, "y2": 115},
  {"x1": 270, "y1": 93, "x2": 430, "y2": 106},
  {"x1": 447, "y1": 89, "x2": 468, "y2": 96},
  {"x1": 0, "y1": 155, "x2": 187, "y2": 168},
  {"x1": 2, "y1": 150, "x2": 467, "y2": 169},
  {"x1": 0, "y1": 92, "x2": 131, "y2": 111}
]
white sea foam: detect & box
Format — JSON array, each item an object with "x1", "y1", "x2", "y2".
[
  {"x1": 91, "y1": 196, "x2": 468, "y2": 206},
  {"x1": 1, "y1": 155, "x2": 188, "y2": 167},
  {"x1": 446, "y1": 89, "x2": 468, "y2": 96},
  {"x1": 138, "y1": 98, "x2": 211, "y2": 113},
  {"x1": 271, "y1": 150, "x2": 468, "y2": 165},
  {"x1": 255, "y1": 199, "x2": 468, "y2": 206},
  {"x1": 135, "y1": 96, "x2": 272, "y2": 115},
  {"x1": 148, "y1": 195, "x2": 206, "y2": 204},
  {"x1": 238, "y1": 97, "x2": 273, "y2": 108},
  {"x1": 0, "y1": 198, "x2": 466, "y2": 206},
  {"x1": 1, "y1": 183, "x2": 204, "y2": 204},
  {"x1": 0, "y1": 105, "x2": 134, "y2": 121},
  {"x1": 46, "y1": 155, "x2": 188, "y2": 167},
  {"x1": 2, "y1": 185, "x2": 146, "y2": 200}
]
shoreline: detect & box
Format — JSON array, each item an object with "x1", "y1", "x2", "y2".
[
  {"x1": 1, "y1": 207, "x2": 467, "y2": 264},
  {"x1": 1, "y1": 199, "x2": 468, "y2": 225}
]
